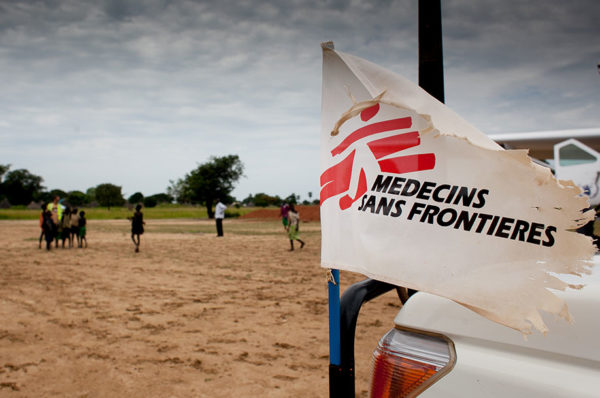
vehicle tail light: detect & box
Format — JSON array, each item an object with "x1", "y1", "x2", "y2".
[{"x1": 369, "y1": 327, "x2": 456, "y2": 398}]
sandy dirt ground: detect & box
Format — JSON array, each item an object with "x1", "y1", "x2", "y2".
[{"x1": 0, "y1": 218, "x2": 401, "y2": 397}]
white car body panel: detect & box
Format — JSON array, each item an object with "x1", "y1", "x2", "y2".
[{"x1": 393, "y1": 259, "x2": 600, "y2": 396}]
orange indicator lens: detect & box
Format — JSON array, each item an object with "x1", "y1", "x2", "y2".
[{"x1": 369, "y1": 328, "x2": 454, "y2": 398}]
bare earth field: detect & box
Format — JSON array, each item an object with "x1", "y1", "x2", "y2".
[{"x1": 0, "y1": 218, "x2": 401, "y2": 397}]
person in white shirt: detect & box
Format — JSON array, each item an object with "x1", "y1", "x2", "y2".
[{"x1": 215, "y1": 199, "x2": 227, "y2": 237}]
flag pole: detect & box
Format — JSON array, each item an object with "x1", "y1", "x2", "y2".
[
  {"x1": 328, "y1": 269, "x2": 341, "y2": 396},
  {"x1": 419, "y1": 0, "x2": 445, "y2": 103}
]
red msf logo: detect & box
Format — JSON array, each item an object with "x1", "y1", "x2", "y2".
[{"x1": 320, "y1": 103, "x2": 436, "y2": 210}]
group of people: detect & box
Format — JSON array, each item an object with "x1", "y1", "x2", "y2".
[
  {"x1": 38, "y1": 197, "x2": 303, "y2": 252},
  {"x1": 280, "y1": 202, "x2": 305, "y2": 251},
  {"x1": 38, "y1": 196, "x2": 145, "y2": 253},
  {"x1": 39, "y1": 196, "x2": 87, "y2": 251}
]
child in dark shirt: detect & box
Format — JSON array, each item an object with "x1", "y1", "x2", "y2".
[
  {"x1": 78, "y1": 210, "x2": 87, "y2": 248},
  {"x1": 130, "y1": 204, "x2": 145, "y2": 253},
  {"x1": 41, "y1": 207, "x2": 55, "y2": 251}
]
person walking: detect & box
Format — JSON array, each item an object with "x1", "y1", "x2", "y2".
[
  {"x1": 215, "y1": 198, "x2": 226, "y2": 237},
  {"x1": 287, "y1": 203, "x2": 305, "y2": 251},
  {"x1": 131, "y1": 204, "x2": 145, "y2": 252}
]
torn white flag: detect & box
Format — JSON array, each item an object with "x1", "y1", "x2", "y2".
[{"x1": 319, "y1": 43, "x2": 596, "y2": 334}]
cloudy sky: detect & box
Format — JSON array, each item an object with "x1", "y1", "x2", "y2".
[{"x1": 1, "y1": 0, "x2": 598, "y2": 201}]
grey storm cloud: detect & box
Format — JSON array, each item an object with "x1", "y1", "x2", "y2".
[{"x1": 0, "y1": 0, "x2": 598, "y2": 198}]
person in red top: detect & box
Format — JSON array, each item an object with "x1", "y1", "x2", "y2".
[{"x1": 280, "y1": 202, "x2": 290, "y2": 230}]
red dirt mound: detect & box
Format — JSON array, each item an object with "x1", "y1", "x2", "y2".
[{"x1": 240, "y1": 205, "x2": 320, "y2": 222}]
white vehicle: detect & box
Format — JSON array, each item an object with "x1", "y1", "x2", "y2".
[
  {"x1": 331, "y1": 132, "x2": 600, "y2": 398},
  {"x1": 364, "y1": 131, "x2": 600, "y2": 398},
  {"x1": 368, "y1": 261, "x2": 600, "y2": 397},
  {"x1": 489, "y1": 128, "x2": 600, "y2": 206}
]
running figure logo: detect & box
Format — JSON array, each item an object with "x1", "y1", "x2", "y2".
[{"x1": 320, "y1": 103, "x2": 436, "y2": 210}]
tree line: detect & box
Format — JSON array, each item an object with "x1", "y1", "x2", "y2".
[
  {"x1": 0, "y1": 163, "x2": 174, "y2": 210},
  {"x1": 240, "y1": 192, "x2": 318, "y2": 207},
  {"x1": 1, "y1": 154, "x2": 317, "y2": 216}
]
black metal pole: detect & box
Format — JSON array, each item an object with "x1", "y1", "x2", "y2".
[
  {"x1": 419, "y1": 0, "x2": 445, "y2": 103},
  {"x1": 330, "y1": 279, "x2": 397, "y2": 398}
]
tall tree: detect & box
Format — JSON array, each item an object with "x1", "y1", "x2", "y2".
[
  {"x1": 2, "y1": 168, "x2": 45, "y2": 205},
  {"x1": 95, "y1": 183, "x2": 124, "y2": 209},
  {"x1": 175, "y1": 155, "x2": 244, "y2": 218}
]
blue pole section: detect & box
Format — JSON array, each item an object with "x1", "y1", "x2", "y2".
[{"x1": 328, "y1": 269, "x2": 341, "y2": 366}]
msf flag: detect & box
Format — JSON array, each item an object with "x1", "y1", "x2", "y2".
[{"x1": 319, "y1": 43, "x2": 596, "y2": 334}]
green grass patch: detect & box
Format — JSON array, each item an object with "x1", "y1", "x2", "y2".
[
  {"x1": 0, "y1": 204, "x2": 256, "y2": 220},
  {"x1": 0, "y1": 208, "x2": 40, "y2": 220}
]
